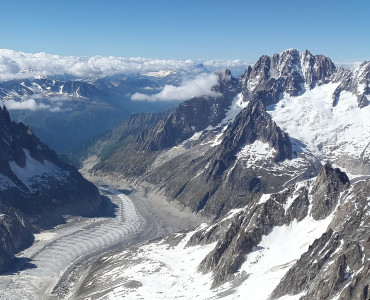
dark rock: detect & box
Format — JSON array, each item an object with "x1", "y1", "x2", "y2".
[
  {"x1": 241, "y1": 49, "x2": 336, "y2": 106},
  {"x1": 333, "y1": 61, "x2": 370, "y2": 108},
  {"x1": 79, "y1": 110, "x2": 171, "y2": 163},
  {"x1": 205, "y1": 99, "x2": 291, "y2": 182},
  {"x1": 271, "y1": 179, "x2": 370, "y2": 300},
  {"x1": 310, "y1": 162, "x2": 350, "y2": 220}
]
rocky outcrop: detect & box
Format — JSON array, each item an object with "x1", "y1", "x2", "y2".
[
  {"x1": 197, "y1": 199, "x2": 285, "y2": 287},
  {"x1": 271, "y1": 179, "x2": 370, "y2": 300},
  {"x1": 186, "y1": 164, "x2": 360, "y2": 291},
  {"x1": 333, "y1": 61, "x2": 370, "y2": 108},
  {"x1": 0, "y1": 214, "x2": 33, "y2": 270},
  {"x1": 310, "y1": 162, "x2": 350, "y2": 220},
  {"x1": 205, "y1": 99, "x2": 291, "y2": 181},
  {"x1": 0, "y1": 106, "x2": 102, "y2": 271},
  {"x1": 188, "y1": 181, "x2": 312, "y2": 287},
  {"x1": 137, "y1": 94, "x2": 299, "y2": 218},
  {"x1": 241, "y1": 49, "x2": 336, "y2": 106}
]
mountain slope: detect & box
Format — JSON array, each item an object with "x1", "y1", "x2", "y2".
[
  {"x1": 91, "y1": 51, "x2": 350, "y2": 217},
  {"x1": 81, "y1": 49, "x2": 369, "y2": 298},
  {"x1": 0, "y1": 106, "x2": 102, "y2": 271},
  {"x1": 75, "y1": 109, "x2": 172, "y2": 165},
  {"x1": 77, "y1": 164, "x2": 369, "y2": 300}
]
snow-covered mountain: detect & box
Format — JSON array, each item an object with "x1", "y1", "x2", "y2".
[
  {"x1": 81, "y1": 49, "x2": 369, "y2": 299},
  {"x1": 78, "y1": 163, "x2": 368, "y2": 300}
]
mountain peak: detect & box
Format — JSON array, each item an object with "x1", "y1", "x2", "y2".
[
  {"x1": 204, "y1": 99, "x2": 292, "y2": 181},
  {"x1": 241, "y1": 49, "x2": 336, "y2": 105}
]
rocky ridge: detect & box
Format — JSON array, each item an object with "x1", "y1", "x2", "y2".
[
  {"x1": 333, "y1": 61, "x2": 370, "y2": 108},
  {"x1": 74, "y1": 109, "x2": 171, "y2": 164},
  {"x1": 241, "y1": 49, "x2": 337, "y2": 106},
  {"x1": 184, "y1": 163, "x2": 368, "y2": 300}
]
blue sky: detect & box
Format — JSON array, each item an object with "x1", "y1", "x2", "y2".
[{"x1": 1, "y1": 0, "x2": 369, "y2": 63}]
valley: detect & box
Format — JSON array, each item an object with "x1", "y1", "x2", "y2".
[
  {"x1": 0, "y1": 180, "x2": 204, "y2": 300},
  {"x1": 0, "y1": 48, "x2": 369, "y2": 300}
]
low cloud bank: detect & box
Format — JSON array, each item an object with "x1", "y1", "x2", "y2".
[
  {"x1": 3, "y1": 99, "x2": 62, "y2": 112},
  {"x1": 131, "y1": 73, "x2": 220, "y2": 102},
  {"x1": 0, "y1": 49, "x2": 249, "y2": 81}
]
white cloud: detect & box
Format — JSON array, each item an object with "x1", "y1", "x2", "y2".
[
  {"x1": 204, "y1": 59, "x2": 249, "y2": 76},
  {"x1": 0, "y1": 49, "x2": 249, "y2": 81},
  {"x1": 131, "y1": 73, "x2": 221, "y2": 102},
  {"x1": 4, "y1": 99, "x2": 51, "y2": 111},
  {"x1": 3, "y1": 98, "x2": 66, "y2": 112}
]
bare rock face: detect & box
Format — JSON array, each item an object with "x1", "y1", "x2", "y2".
[
  {"x1": 205, "y1": 99, "x2": 292, "y2": 181},
  {"x1": 310, "y1": 162, "x2": 350, "y2": 220},
  {"x1": 79, "y1": 110, "x2": 171, "y2": 167},
  {"x1": 333, "y1": 61, "x2": 370, "y2": 108},
  {"x1": 271, "y1": 179, "x2": 370, "y2": 300},
  {"x1": 241, "y1": 49, "x2": 336, "y2": 106},
  {"x1": 188, "y1": 164, "x2": 367, "y2": 297},
  {"x1": 0, "y1": 215, "x2": 33, "y2": 267},
  {"x1": 191, "y1": 182, "x2": 310, "y2": 287},
  {"x1": 139, "y1": 70, "x2": 239, "y2": 151},
  {"x1": 139, "y1": 96, "x2": 295, "y2": 218}
]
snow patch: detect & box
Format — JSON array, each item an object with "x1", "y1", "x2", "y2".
[
  {"x1": 259, "y1": 193, "x2": 272, "y2": 204},
  {"x1": 0, "y1": 174, "x2": 17, "y2": 190},
  {"x1": 34, "y1": 232, "x2": 57, "y2": 242},
  {"x1": 221, "y1": 92, "x2": 248, "y2": 125},
  {"x1": 93, "y1": 232, "x2": 219, "y2": 299},
  {"x1": 237, "y1": 140, "x2": 276, "y2": 166},
  {"x1": 143, "y1": 70, "x2": 173, "y2": 77},
  {"x1": 235, "y1": 215, "x2": 333, "y2": 300},
  {"x1": 9, "y1": 149, "x2": 69, "y2": 191}
]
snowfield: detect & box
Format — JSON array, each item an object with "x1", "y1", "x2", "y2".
[
  {"x1": 75, "y1": 230, "x2": 219, "y2": 300},
  {"x1": 8, "y1": 149, "x2": 70, "y2": 192},
  {"x1": 77, "y1": 197, "x2": 335, "y2": 300},
  {"x1": 267, "y1": 83, "x2": 370, "y2": 173}
]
